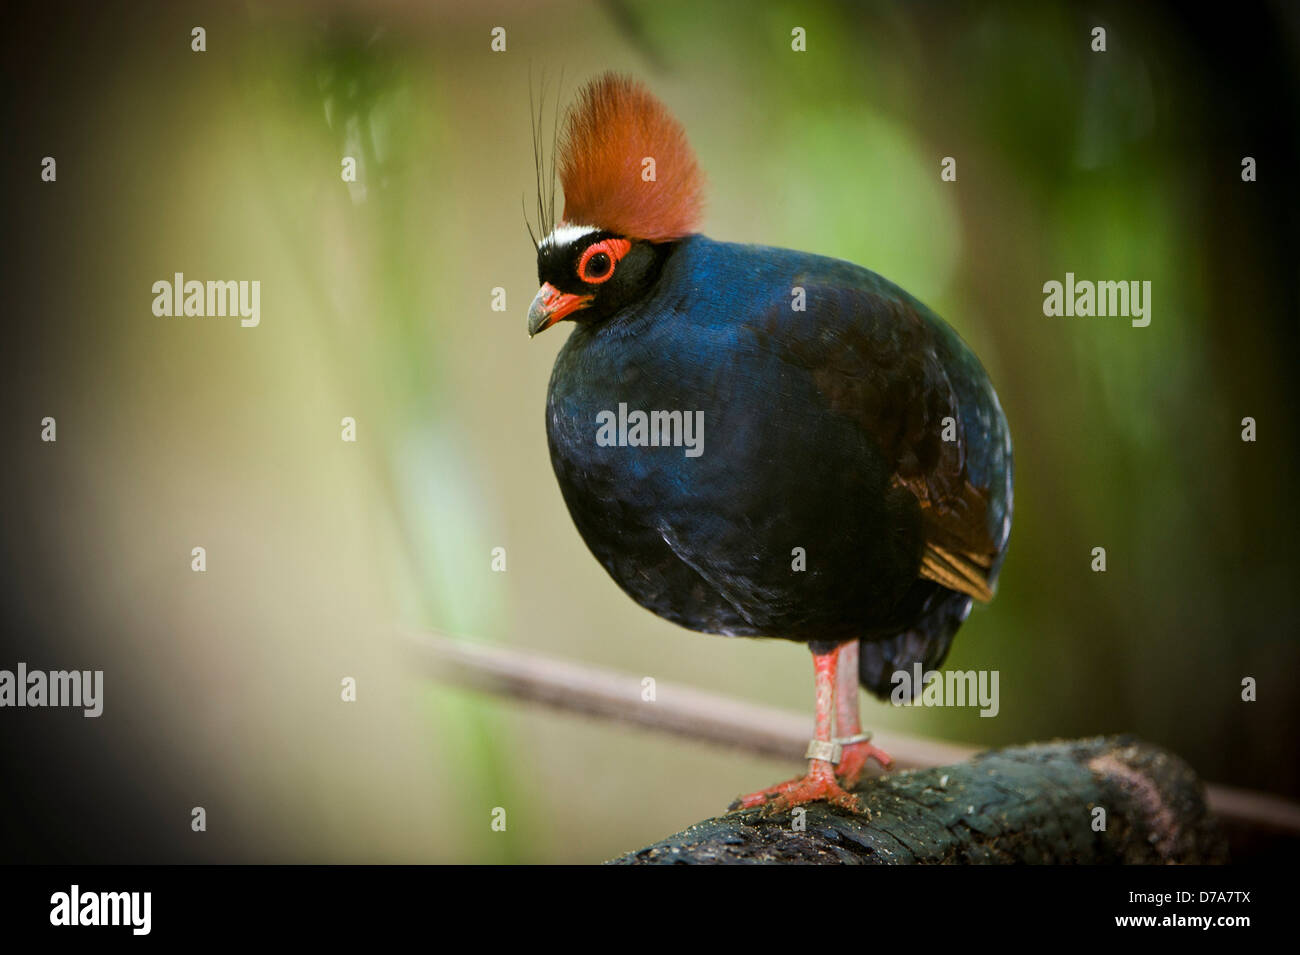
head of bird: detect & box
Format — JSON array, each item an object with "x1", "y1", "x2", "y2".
[
  {"x1": 527, "y1": 225, "x2": 672, "y2": 336},
  {"x1": 526, "y1": 73, "x2": 704, "y2": 337}
]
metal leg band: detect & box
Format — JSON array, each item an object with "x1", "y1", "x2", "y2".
[{"x1": 805, "y1": 739, "x2": 843, "y2": 763}]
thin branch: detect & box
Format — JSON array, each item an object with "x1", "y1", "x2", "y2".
[{"x1": 399, "y1": 628, "x2": 1300, "y2": 838}]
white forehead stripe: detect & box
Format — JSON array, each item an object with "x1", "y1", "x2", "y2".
[{"x1": 541, "y1": 223, "x2": 599, "y2": 249}]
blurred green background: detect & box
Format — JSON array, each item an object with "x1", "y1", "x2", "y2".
[{"x1": 2, "y1": 0, "x2": 1297, "y2": 863}]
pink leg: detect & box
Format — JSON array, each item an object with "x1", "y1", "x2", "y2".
[
  {"x1": 833, "y1": 640, "x2": 893, "y2": 787},
  {"x1": 731, "y1": 644, "x2": 862, "y2": 814}
]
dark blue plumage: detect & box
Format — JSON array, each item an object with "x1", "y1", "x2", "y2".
[{"x1": 543, "y1": 236, "x2": 1011, "y2": 700}]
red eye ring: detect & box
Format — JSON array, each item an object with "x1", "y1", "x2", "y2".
[{"x1": 577, "y1": 238, "x2": 632, "y2": 284}]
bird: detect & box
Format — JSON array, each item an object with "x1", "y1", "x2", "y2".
[{"x1": 526, "y1": 73, "x2": 1012, "y2": 814}]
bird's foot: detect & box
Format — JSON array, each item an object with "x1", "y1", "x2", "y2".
[
  {"x1": 729, "y1": 775, "x2": 804, "y2": 811},
  {"x1": 834, "y1": 737, "x2": 894, "y2": 788},
  {"x1": 729, "y1": 764, "x2": 864, "y2": 815}
]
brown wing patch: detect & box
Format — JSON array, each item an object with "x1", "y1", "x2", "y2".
[
  {"x1": 919, "y1": 541, "x2": 994, "y2": 603},
  {"x1": 759, "y1": 281, "x2": 1002, "y2": 602},
  {"x1": 894, "y1": 472, "x2": 998, "y2": 602}
]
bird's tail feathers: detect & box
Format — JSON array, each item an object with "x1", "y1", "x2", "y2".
[{"x1": 857, "y1": 590, "x2": 973, "y2": 701}]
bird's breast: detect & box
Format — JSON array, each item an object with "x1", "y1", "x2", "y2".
[{"x1": 542, "y1": 311, "x2": 920, "y2": 641}]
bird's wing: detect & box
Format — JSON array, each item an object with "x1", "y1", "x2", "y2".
[{"x1": 752, "y1": 276, "x2": 1001, "y2": 603}]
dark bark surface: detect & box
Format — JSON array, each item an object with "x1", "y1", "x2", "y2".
[{"x1": 610, "y1": 736, "x2": 1228, "y2": 864}]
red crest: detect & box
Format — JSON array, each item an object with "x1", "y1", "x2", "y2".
[{"x1": 558, "y1": 74, "x2": 705, "y2": 242}]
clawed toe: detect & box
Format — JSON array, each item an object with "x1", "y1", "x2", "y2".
[{"x1": 731, "y1": 769, "x2": 866, "y2": 816}]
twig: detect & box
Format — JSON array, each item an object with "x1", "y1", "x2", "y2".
[{"x1": 399, "y1": 628, "x2": 1300, "y2": 838}]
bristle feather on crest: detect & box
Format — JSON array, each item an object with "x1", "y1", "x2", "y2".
[
  {"x1": 525, "y1": 68, "x2": 564, "y2": 248},
  {"x1": 558, "y1": 73, "x2": 704, "y2": 242}
]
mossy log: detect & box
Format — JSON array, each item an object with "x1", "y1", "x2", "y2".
[{"x1": 610, "y1": 736, "x2": 1228, "y2": 865}]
